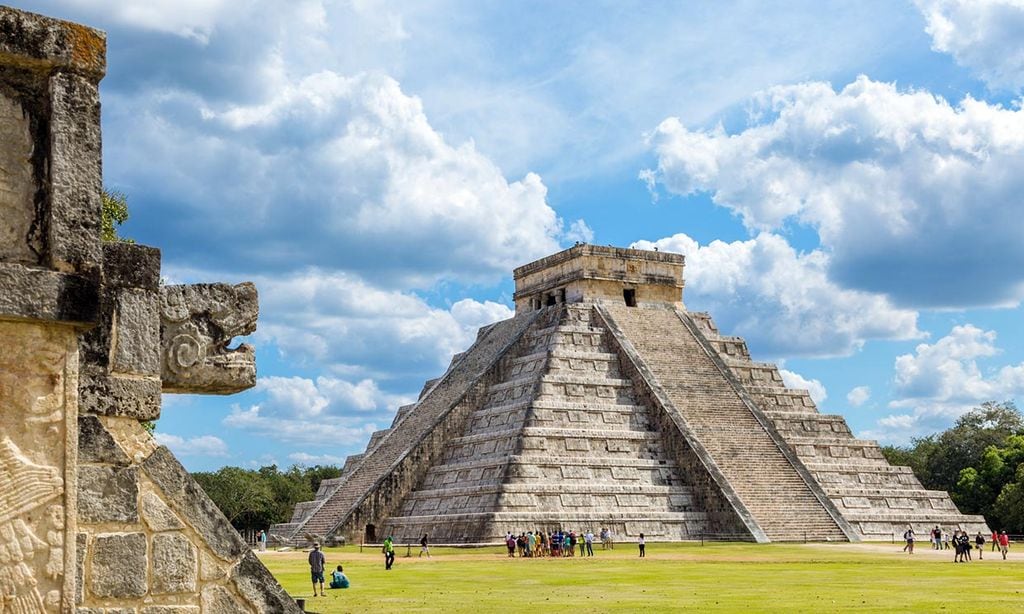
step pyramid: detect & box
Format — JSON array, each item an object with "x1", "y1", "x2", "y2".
[{"x1": 271, "y1": 245, "x2": 987, "y2": 545}]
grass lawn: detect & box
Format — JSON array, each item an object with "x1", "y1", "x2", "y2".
[{"x1": 259, "y1": 541, "x2": 1023, "y2": 613}]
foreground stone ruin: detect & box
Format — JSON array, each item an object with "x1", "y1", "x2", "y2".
[
  {"x1": 0, "y1": 6, "x2": 299, "y2": 612},
  {"x1": 274, "y1": 244, "x2": 988, "y2": 546}
]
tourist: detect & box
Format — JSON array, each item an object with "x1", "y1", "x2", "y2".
[
  {"x1": 638, "y1": 533, "x2": 646, "y2": 558},
  {"x1": 584, "y1": 530, "x2": 594, "y2": 556},
  {"x1": 942, "y1": 530, "x2": 951, "y2": 550},
  {"x1": 308, "y1": 543, "x2": 326, "y2": 597},
  {"x1": 578, "y1": 531, "x2": 586, "y2": 557},
  {"x1": 607, "y1": 528, "x2": 615, "y2": 549},
  {"x1": 527, "y1": 531, "x2": 536, "y2": 557},
  {"x1": 962, "y1": 531, "x2": 972, "y2": 561},
  {"x1": 419, "y1": 533, "x2": 431, "y2": 558},
  {"x1": 600, "y1": 528, "x2": 609, "y2": 550},
  {"x1": 563, "y1": 532, "x2": 572, "y2": 557},
  {"x1": 383, "y1": 535, "x2": 395, "y2": 570},
  {"x1": 902, "y1": 526, "x2": 915, "y2": 554},
  {"x1": 257, "y1": 529, "x2": 267, "y2": 552},
  {"x1": 932, "y1": 526, "x2": 941, "y2": 550},
  {"x1": 330, "y1": 565, "x2": 350, "y2": 589},
  {"x1": 975, "y1": 532, "x2": 985, "y2": 560},
  {"x1": 953, "y1": 530, "x2": 967, "y2": 562},
  {"x1": 506, "y1": 533, "x2": 516, "y2": 558},
  {"x1": 998, "y1": 531, "x2": 1010, "y2": 560},
  {"x1": 992, "y1": 530, "x2": 999, "y2": 552}
]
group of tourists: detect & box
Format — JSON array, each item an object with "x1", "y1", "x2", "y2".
[
  {"x1": 307, "y1": 543, "x2": 350, "y2": 597},
  {"x1": 902, "y1": 526, "x2": 1011, "y2": 561},
  {"x1": 504, "y1": 528, "x2": 619, "y2": 558}
]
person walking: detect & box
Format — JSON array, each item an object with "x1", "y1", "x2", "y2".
[
  {"x1": 638, "y1": 533, "x2": 646, "y2": 558},
  {"x1": 308, "y1": 543, "x2": 326, "y2": 597},
  {"x1": 419, "y1": 533, "x2": 431, "y2": 558},
  {"x1": 975, "y1": 532, "x2": 985, "y2": 560},
  {"x1": 902, "y1": 526, "x2": 915, "y2": 554},
  {"x1": 998, "y1": 531, "x2": 1010, "y2": 560},
  {"x1": 992, "y1": 530, "x2": 999, "y2": 552},
  {"x1": 383, "y1": 535, "x2": 396, "y2": 570},
  {"x1": 260, "y1": 529, "x2": 268, "y2": 552}
]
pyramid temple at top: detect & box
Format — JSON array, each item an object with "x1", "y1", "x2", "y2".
[{"x1": 271, "y1": 245, "x2": 987, "y2": 545}]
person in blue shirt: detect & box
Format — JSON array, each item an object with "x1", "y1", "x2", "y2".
[{"x1": 330, "y1": 564, "x2": 350, "y2": 589}]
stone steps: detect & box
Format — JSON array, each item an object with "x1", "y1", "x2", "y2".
[
  {"x1": 602, "y1": 305, "x2": 848, "y2": 542},
  {"x1": 282, "y1": 312, "x2": 544, "y2": 542}
]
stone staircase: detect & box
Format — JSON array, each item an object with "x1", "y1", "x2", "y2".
[
  {"x1": 381, "y1": 304, "x2": 708, "y2": 542},
  {"x1": 271, "y1": 311, "x2": 544, "y2": 545},
  {"x1": 691, "y1": 310, "x2": 989, "y2": 540},
  {"x1": 601, "y1": 305, "x2": 850, "y2": 542}
]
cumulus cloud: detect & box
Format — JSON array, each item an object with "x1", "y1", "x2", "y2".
[
  {"x1": 224, "y1": 403, "x2": 381, "y2": 447},
  {"x1": 846, "y1": 386, "x2": 871, "y2": 407},
  {"x1": 863, "y1": 324, "x2": 1024, "y2": 442},
  {"x1": 154, "y1": 433, "x2": 229, "y2": 457},
  {"x1": 108, "y1": 68, "x2": 575, "y2": 288},
  {"x1": 287, "y1": 452, "x2": 347, "y2": 466},
  {"x1": 779, "y1": 369, "x2": 827, "y2": 405},
  {"x1": 246, "y1": 268, "x2": 514, "y2": 376},
  {"x1": 644, "y1": 76, "x2": 1024, "y2": 308},
  {"x1": 916, "y1": 0, "x2": 1024, "y2": 91},
  {"x1": 632, "y1": 233, "x2": 919, "y2": 357},
  {"x1": 223, "y1": 372, "x2": 416, "y2": 448}
]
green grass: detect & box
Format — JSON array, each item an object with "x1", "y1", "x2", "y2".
[{"x1": 259, "y1": 542, "x2": 1023, "y2": 613}]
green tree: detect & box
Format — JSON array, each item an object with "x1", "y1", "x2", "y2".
[
  {"x1": 101, "y1": 189, "x2": 133, "y2": 243},
  {"x1": 192, "y1": 464, "x2": 342, "y2": 532}
]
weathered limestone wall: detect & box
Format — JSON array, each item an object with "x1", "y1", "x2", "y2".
[{"x1": 0, "y1": 6, "x2": 299, "y2": 612}]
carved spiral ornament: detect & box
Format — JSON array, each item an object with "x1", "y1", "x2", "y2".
[{"x1": 166, "y1": 332, "x2": 205, "y2": 375}]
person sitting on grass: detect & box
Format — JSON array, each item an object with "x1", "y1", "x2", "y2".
[{"x1": 330, "y1": 565, "x2": 350, "y2": 589}]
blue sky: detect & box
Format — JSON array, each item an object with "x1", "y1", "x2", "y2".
[{"x1": 20, "y1": 0, "x2": 1024, "y2": 470}]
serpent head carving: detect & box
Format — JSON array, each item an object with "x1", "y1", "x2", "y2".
[{"x1": 160, "y1": 282, "x2": 258, "y2": 394}]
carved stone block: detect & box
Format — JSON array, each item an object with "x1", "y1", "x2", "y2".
[
  {"x1": 202, "y1": 585, "x2": 252, "y2": 614},
  {"x1": 78, "y1": 416, "x2": 130, "y2": 465},
  {"x1": 112, "y1": 289, "x2": 160, "y2": 375},
  {"x1": 90, "y1": 533, "x2": 147, "y2": 598},
  {"x1": 150, "y1": 533, "x2": 197, "y2": 594},
  {"x1": 142, "y1": 491, "x2": 185, "y2": 532},
  {"x1": 78, "y1": 465, "x2": 139, "y2": 523}
]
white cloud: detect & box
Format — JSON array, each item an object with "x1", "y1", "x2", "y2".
[
  {"x1": 287, "y1": 452, "x2": 347, "y2": 466},
  {"x1": 862, "y1": 324, "x2": 1024, "y2": 443},
  {"x1": 779, "y1": 369, "x2": 827, "y2": 405},
  {"x1": 246, "y1": 268, "x2": 515, "y2": 375},
  {"x1": 224, "y1": 373, "x2": 415, "y2": 448},
  {"x1": 632, "y1": 233, "x2": 920, "y2": 357},
  {"x1": 256, "y1": 375, "x2": 411, "y2": 416},
  {"x1": 916, "y1": 0, "x2": 1024, "y2": 91},
  {"x1": 891, "y1": 324, "x2": 1023, "y2": 407},
  {"x1": 109, "y1": 69, "x2": 577, "y2": 287},
  {"x1": 846, "y1": 386, "x2": 871, "y2": 407},
  {"x1": 224, "y1": 403, "x2": 380, "y2": 447},
  {"x1": 645, "y1": 76, "x2": 1024, "y2": 308},
  {"x1": 154, "y1": 433, "x2": 229, "y2": 457}
]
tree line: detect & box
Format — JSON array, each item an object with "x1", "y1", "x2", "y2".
[
  {"x1": 881, "y1": 401, "x2": 1024, "y2": 533},
  {"x1": 192, "y1": 464, "x2": 341, "y2": 532}
]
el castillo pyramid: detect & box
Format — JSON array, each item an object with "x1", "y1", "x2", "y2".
[{"x1": 271, "y1": 245, "x2": 987, "y2": 545}]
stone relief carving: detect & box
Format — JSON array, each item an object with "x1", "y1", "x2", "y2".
[
  {"x1": 0, "y1": 440, "x2": 63, "y2": 613},
  {"x1": 160, "y1": 283, "x2": 258, "y2": 394},
  {"x1": 0, "y1": 323, "x2": 70, "y2": 614}
]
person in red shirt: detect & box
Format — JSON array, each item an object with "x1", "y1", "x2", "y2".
[
  {"x1": 998, "y1": 531, "x2": 1010, "y2": 560},
  {"x1": 992, "y1": 530, "x2": 999, "y2": 552}
]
